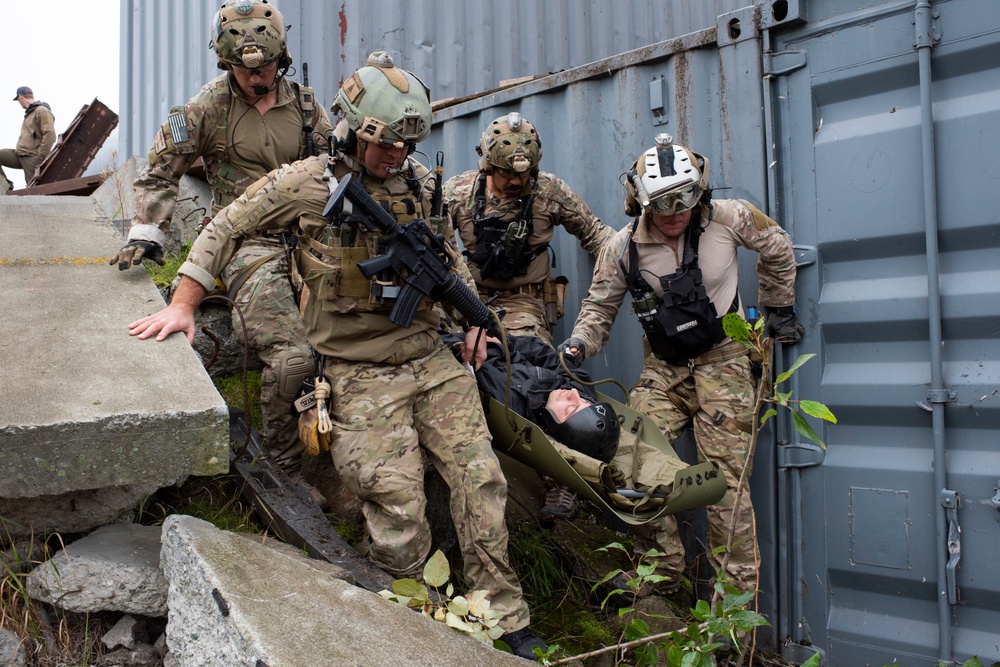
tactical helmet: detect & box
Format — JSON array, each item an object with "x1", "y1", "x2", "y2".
[
  {"x1": 331, "y1": 51, "x2": 432, "y2": 151},
  {"x1": 539, "y1": 401, "x2": 620, "y2": 464},
  {"x1": 211, "y1": 0, "x2": 290, "y2": 70},
  {"x1": 477, "y1": 112, "x2": 543, "y2": 175},
  {"x1": 623, "y1": 133, "x2": 710, "y2": 217}
]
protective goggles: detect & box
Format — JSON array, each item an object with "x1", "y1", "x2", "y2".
[{"x1": 647, "y1": 184, "x2": 701, "y2": 215}]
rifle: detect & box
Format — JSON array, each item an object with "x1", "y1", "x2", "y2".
[
  {"x1": 302, "y1": 62, "x2": 315, "y2": 157},
  {"x1": 322, "y1": 174, "x2": 495, "y2": 331},
  {"x1": 431, "y1": 151, "x2": 445, "y2": 217}
]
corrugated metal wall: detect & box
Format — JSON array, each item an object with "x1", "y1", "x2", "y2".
[{"x1": 119, "y1": 0, "x2": 749, "y2": 158}]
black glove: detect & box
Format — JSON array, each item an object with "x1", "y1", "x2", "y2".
[
  {"x1": 110, "y1": 240, "x2": 165, "y2": 271},
  {"x1": 765, "y1": 306, "x2": 804, "y2": 344},
  {"x1": 557, "y1": 337, "x2": 587, "y2": 367}
]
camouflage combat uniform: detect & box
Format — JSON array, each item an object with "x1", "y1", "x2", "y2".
[
  {"x1": 128, "y1": 72, "x2": 332, "y2": 474},
  {"x1": 571, "y1": 198, "x2": 798, "y2": 591},
  {"x1": 0, "y1": 100, "x2": 55, "y2": 190},
  {"x1": 444, "y1": 170, "x2": 613, "y2": 344},
  {"x1": 176, "y1": 153, "x2": 532, "y2": 633}
]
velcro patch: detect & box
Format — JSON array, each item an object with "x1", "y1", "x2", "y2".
[
  {"x1": 748, "y1": 204, "x2": 777, "y2": 231},
  {"x1": 152, "y1": 127, "x2": 167, "y2": 154},
  {"x1": 167, "y1": 112, "x2": 190, "y2": 145},
  {"x1": 342, "y1": 73, "x2": 365, "y2": 105}
]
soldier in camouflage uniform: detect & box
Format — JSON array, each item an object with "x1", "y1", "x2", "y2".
[
  {"x1": 559, "y1": 134, "x2": 803, "y2": 593},
  {"x1": 128, "y1": 51, "x2": 546, "y2": 660},
  {"x1": 445, "y1": 113, "x2": 614, "y2": 522},
  {"x1": 110, "y1": 0, "x2": 333, "y2": 480},
  {"x1": 443, "y1": 113, "x2": 614, "y2": 345}
]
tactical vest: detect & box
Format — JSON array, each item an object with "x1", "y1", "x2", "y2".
[
  {"x1": 297, "y1": 160, "x2": 429, "y2": 314},
  {"x1": 619, "y1": 211, "x2": 734, "y2": 364},
  {"x1": 470, "y1": 174, "x2": 548, "y2": 281},
  {"x1": 166, "y1": 75, "x2": 318, "y2": 212}
]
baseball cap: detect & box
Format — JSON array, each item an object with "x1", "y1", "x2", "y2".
[{"x1": 13, "y1": 86, "x2": 32, "y2": 101}]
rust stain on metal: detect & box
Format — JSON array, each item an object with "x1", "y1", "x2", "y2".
[
  {"x1": 673, "y1": 51, "x2": 692, "y2": 145},
  {"x1": 339, "y1": 3, "x2": 348, "y2": 50}
]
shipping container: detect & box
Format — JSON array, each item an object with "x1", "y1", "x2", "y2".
[{"x1": 120, "y1": 1, "x2": 1000, "y2": 663}]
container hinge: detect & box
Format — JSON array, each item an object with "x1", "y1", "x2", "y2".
[
  {"x1": 927, "y1": 388, "x2": 956, "y2": 404},
  {"x1": 777, "y1": 442, "x2": 825, "y2": 469},
  {"x1": 990, "y1": 481, "x2": 1000, "y2": 524},
  {"x1": 764, "y1": 49, "x2": 807, "y2": 77},
  {"x1": 941, "y1": 489, "x2": 960, "y2": 604},
  {"x1": 793, "y1": 244, "x2": 816, "y2": 268},
  {"x1": 913, "y1": 5, "x2": 942, "y2": 50}
]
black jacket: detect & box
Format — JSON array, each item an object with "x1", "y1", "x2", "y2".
[{"x1": 442, "y1": 332, "x2": 596, "y2": 421}]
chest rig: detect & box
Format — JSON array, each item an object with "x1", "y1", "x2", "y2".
[
  {"x1": 192, "y1": 76, "x2": 318, "y2": 212},
  {"x1": 297, "y1": 158, "x2": 428, "y2": 314},
  {"x1": 470, "y1": 174, "x2": 547, "y2": 281},
  {"x1": 619, "y1": 210, "x2": 733, "y2": 364}
]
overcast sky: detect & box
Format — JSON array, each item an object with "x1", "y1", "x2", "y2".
[{"x1": 2, "y1": 0, "x2": 120, "y2": 189}]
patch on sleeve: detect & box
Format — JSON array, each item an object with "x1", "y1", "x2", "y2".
[
  {"x1": 167, "y1": 111, "x2": 190, "y2": 145},
  {"x1": 746, "y1": 202, "x2": 778, "y2": 231},
  {"x1": 152, "y1": 127, "x2": 168, "y2": 155}
]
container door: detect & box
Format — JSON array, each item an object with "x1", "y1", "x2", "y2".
[{"x1": 768, "y1": 1, "x2": 1000, "y2": 663}]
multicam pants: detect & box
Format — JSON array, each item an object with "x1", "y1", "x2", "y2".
[
  {"x1": 224, "y1": 238, "x2": 313, "y2": 476},
  {"x1": 628, "y1": 341, "x2": 759, "y2": 592},
  {"x1": 321, "y1": 344, "x2": 531, "y2": 632},
  {"x1": 485, "y1": 291, "x2": 552, "y2": 344}
]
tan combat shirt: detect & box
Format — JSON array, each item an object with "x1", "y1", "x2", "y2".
[
  {"x1": 129, "y1": 73, "x2": 332, "y2": 247},
  {"x1": 443, "y1": 170, "x2": 614, "y2": 290},
  {"x1": 571, "y1": 199, "x2": 798, "y2": 358},
  {"x1": 178, "y1": 154, "x2": 479, "y2": 363},
  {"x1": 16, "y1": 102, "x2": 55, "y2": 158}
]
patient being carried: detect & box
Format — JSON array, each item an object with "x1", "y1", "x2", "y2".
[{"x1": 446, "y1": 328, "x2": 688, "y2": 515}]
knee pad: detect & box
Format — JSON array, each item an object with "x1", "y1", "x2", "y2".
[{"x1": 277, "y1": 351, "x2": 315, "y2": 400}]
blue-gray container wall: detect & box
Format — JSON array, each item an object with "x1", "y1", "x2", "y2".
[
  {"x1": 120, "y1": 0, "x2": 1000, "y2": 665},
  {"x1": 119, "y1": 0, "x2": 748, "y2": 158}
]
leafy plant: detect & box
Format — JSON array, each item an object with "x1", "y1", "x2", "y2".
[
  {"x1": 591, "y1": 542, "x2": 676, "y2": 612},
  {"x1": 936, "y1": 658, "x2": 1000, "y2": 667},
  {"x1": 379, "y1": 549, "x2": 507, "y2": 646},
  {"x1": 144, "y1": 241, "x2": 193, "y2": 290},
  {"x1": 581, "y1": 544, "x2": 768, "y2": 667},
  {"x1": 721, "y1": 313, "x2": 835, "y2": 448}
]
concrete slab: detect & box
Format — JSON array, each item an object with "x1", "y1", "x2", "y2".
[
  {"x1": 28, "y1": 524, "x2": 168, "y2": 615},
  {"x1": 0, "y1": 195, "x2": 228, "y2": 535},
  {"x1": 161, "y1": 515, "x2": 529, "y2": 667}
]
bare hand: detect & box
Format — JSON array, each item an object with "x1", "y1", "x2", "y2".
[
  {"x1": 129, "y1": 304, "x2": 197, "y2": 344},
  {"x1": 461, "y1": 326, "x2": 494, "y2": 370}
]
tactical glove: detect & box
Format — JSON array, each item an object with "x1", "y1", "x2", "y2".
[
  {"x1": 297, "y1": 407, "x2": 332, "y2": 456},
  {"x1": 557, "y1": 336, "x2": 587, "y2": 367},
  {"x1": 765, "y1": 306, "x2": 804, "y2": 344},
  {"x1": 110, "y1": 240, "x2": 165, "y2": 271}
]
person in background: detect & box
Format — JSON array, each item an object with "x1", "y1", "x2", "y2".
[
  {"x1": 0, "y1": 86, "x2": 55, "y2": 194},
  {"x1": 444, "y1": 112, "x2": 616, "y2": 522}
]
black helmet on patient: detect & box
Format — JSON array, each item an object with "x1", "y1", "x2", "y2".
[{"x1": 539, "y1": 401, "x2": 620, "y2": 463}]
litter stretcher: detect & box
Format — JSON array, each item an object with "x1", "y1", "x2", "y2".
[{"x1": 482, "y1": 391, "x2": 727, "y2": 527}]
